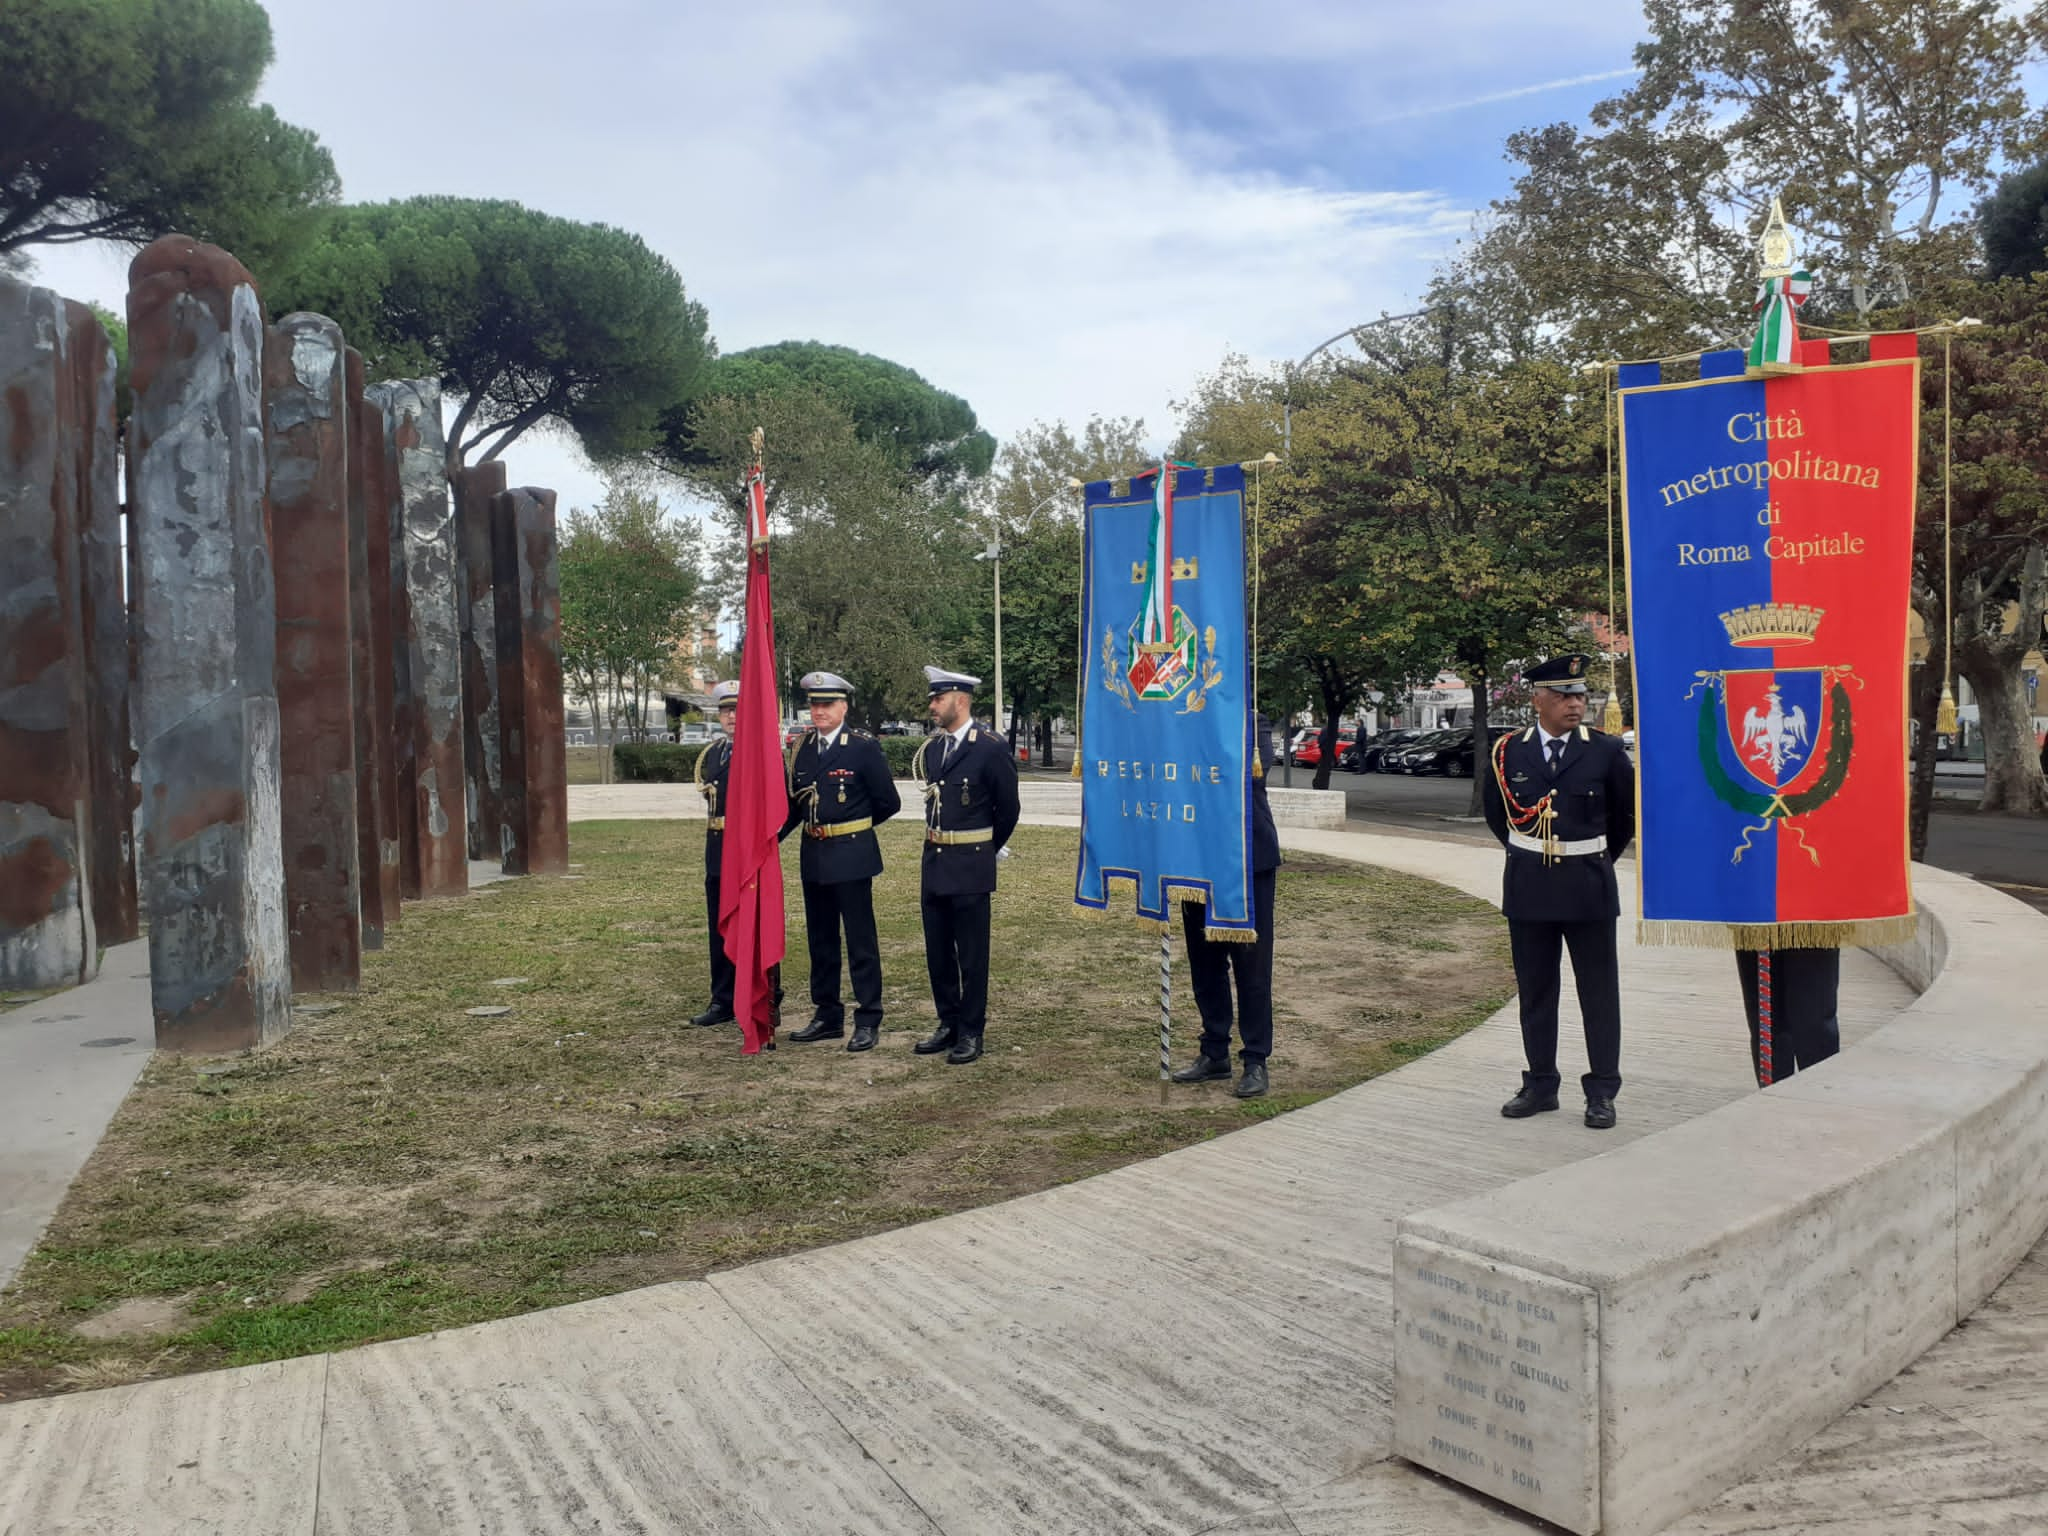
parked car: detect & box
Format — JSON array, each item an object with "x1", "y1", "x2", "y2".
[
  {"x1": 878, "y1": 720, "x2": 914, "y2": 736},
  {"x1": 678, "y1": 723, "x2": 714, "y2": 745},
  {"x1": 1292, "y1": 730, "x2": 1359, "y2": 769},
  {"x1": 1397, "y1": 726, "x2": 1512, "y2": 778},
  {"x1": 1348, "y1": 728, "x2": 1423, "y2": 773},
  {"x1": 1387, "y1": 729, "x2": 1463, "y2": 775}
]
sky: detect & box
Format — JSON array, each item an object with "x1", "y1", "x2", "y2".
[{"x1": 25, "y1": 0, "x2": 1654, "y2": 513}]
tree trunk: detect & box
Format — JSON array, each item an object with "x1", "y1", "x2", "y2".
[
  {"x1": 1959, "y1": 644, "x2": 2048, "y2": 815},
  {"x1": 1907, "y1": 615, "x2": 1942, "y2": 862},
  {"x1": 1312, "y1": 668, "x2": 1344, "y2": 792},
  {"x1": 1466, "y1": 661, "x2": 1491, "y2": 817}
]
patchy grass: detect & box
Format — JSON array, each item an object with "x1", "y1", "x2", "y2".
[
  {"x1": 565, "y1": 745, "x2": 605, "y2": 785},
  {"x1": 0, "y1": 823, "x2": 1510, "y2": 1400}
]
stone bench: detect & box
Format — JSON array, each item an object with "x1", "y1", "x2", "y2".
[{"x1": 1391, "y1": 863, "x2": 2048, "y2": 1534}]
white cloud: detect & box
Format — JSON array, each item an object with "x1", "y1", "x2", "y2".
[{"x1": 23, "y1": 0, "x2": 1647, "y2": 514}]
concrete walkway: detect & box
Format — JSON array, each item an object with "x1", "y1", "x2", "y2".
[{"x1": 0, "y1": 816, "x2": 2008, "y2": 1534}]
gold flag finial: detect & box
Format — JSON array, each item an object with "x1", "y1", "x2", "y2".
[
  {"x1": 750, "y1": 425, "x2": 764, "y2": 457},
  {"x1": 1758, "y1": 197, "x2": 1795, "y2": 278}
]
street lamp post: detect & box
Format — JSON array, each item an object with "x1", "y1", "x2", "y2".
[
  {"x1": 1281, "y1": 305, "x2": 1451, "y2": 460},
  {"x1": 977, "y1": 479, "x2": 1082, "y2": 757}
]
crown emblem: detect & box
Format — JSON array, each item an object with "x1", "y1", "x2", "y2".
[
  {"x1": 1129, "y1": 556, "x2": 1201, "y2": 584},
  {"x1": 1720, "y1": 602, "x2": 1824, "y2": 647}
]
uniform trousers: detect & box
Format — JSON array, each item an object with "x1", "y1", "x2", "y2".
[
  {"x1": 704, "y1": 876, "x2": 734, "y2": 1011},
  {"x1": 1508, "y1": 917, "x2": 1622, "y2": 1100},
  {"x1": 802, "y1": 877, "x2": 882, "y2": 1029},
  {"x1": 1735, "y1": 947, "x2": 1840, "y2": 1084},
  {"x1": 1180, "y1": 867, "x2": 1276, "y2": 1065},
  {"x1": 921, "y1": 889, "x2": 991, "y2": 1041}
]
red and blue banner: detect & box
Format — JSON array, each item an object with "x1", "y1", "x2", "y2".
[
  {"x1": 1075, "y1": 463, "x2": 1257, "y2": 940},
  {"x1": 1620, "y1": 346, "x2": 1919, "y2": 947}
]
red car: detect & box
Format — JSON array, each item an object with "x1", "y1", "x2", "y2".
[{"x1": 1291, "y1": 730, "x2": 1357, "y2": 768}]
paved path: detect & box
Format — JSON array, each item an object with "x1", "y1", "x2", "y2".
[
  {"x1": 1, "y1": 818, "x2": 1945, "y2": 1535},
  {"x1": 0, "y1": 943, "x2": 153, "y2": 1293}
]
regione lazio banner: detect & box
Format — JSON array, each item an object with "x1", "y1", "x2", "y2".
[
  {"x1": 1620, "y1": 346, "x2": 1920, "y2": 948},
  {"x1": 1074, "y1": 462, "x2": 1257, "y2": 939}
]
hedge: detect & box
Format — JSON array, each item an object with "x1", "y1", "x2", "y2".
[
  {"x1": 612, "y1": 742, "x2": 710, "y2": 782},
  {"x1": 613, "y1": 734, "x2": 949, "y2": 782}
]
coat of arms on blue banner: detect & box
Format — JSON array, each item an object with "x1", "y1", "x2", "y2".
[{"x1": 1074, "y1": 463, "x2": 1255, "y2": 938}]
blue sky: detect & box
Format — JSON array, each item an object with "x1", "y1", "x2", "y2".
[{"x1": 29, "y1": 1, "x2": 1654, "y2": 509}]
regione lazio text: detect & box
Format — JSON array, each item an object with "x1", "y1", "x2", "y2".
[
  {"x1": 1074, "y1": 462, "x2": 1257, "y2": 939},
  {"x1": 1620, "y1": 343, "x2": 1920, "y2": 948}
]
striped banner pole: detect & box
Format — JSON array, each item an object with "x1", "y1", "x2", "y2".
[{"x1": 1158, "y1": 929, "x2": 1172, "y2": 1080}]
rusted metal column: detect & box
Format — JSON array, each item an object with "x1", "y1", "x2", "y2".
[
  {"x1": 370, "y1": 380, "x2": 465, "y2": 896},
  {"x1": 454, "y1": 461, "x2": 506, "y2": 861},
  {"x1": 127, "y1": 236, "x2": 290, "y2": 1052},
  {"x1": 264, "y1": 314, "x2": 360, "y2": 992},
  {"x1": 0, "y1": 276, "x2": 98, "y2": 990},
  {"x1": 372, "y1": 405, "x2": 420, "y2": 900},
  {"x1": 65, "y1": 300, "x2": 138, "y2": 948},
  {"x1": 490, "y1": 486, "x2": 568, "y2": 875},
  {"x1": 344, "y1": 351, "x2": 398, "y2": 944}
]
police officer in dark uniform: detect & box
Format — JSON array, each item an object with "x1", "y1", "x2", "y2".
[
  {"x1": 781, "y1": 671, "x2": 901, "y2": 1051},
  {"x1": 1734, "y1": 946, "x2": 1840, "y2": 1084},
  {"x1": 912, "y1": 666, "x2": 1021, "y2": 1065},
  {"x1": 687, "y1": 680, "x2": 740, "y2": 1027},
  {"x1": 1168, "y1": 715, "x2": 1282, "y2": 1098},
  {"x1": 1480, "y1": 654, "x2": 1637, "y2": 1129}
]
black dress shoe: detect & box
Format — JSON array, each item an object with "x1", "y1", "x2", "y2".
[
  {"x1": 1584, "y1": 1096, "x2": 1617, "y2": 1130},
  {"x1": 847, "y1": 1024, "x2": 879, "y2": 1052},
  {"x1": 788, "y1": 1017, "x2": 845, "y2": 1043},
  {"x1": 1232, "y1": 1061, "x2": 1269, "y2": 1098},
  {"x1": 690, "y1": 1005, "x2": 735, "y2": 1028},
  {"x1": 945, "y1": 1035, "x2": 984, "y2": 1065},
  {"x1": 1170, "y1": 1055, "x2": 1233, "y2": 1084},
  {"x1": 1500, "y1": 1087, "x2": 1560, "y2": 1118},
  {"x1": 914, "y1": 1026, "x2": 956, "y2": 1055}
]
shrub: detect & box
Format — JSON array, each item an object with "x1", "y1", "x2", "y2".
[{"x1": 612, "y1": 742, "x2": 709, "y2": 782}]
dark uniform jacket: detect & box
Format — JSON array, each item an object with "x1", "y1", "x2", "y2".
[
  {"x1": 1249, "y1": 724, "x2": 1281, "y2": 876},
  {"x1": 1480, "y1": 725, "x2": 1636, "y2": 923},
  {"x1": 696, "y1": 737, "x2": 731, "y2": 876},
  {"x1": 915, "y1": 726, "x2": 1022, "y2": 897},
  {"x1": 781, "y1": 727, "x2": 902, "y2": 884}
]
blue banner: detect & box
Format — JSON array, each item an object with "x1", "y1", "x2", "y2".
[{"x1": 1074, "y1": 464, "x2": 1255, "y2": 937}]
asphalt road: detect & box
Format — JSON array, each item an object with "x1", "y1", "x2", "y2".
[{"x1": 1304, "y1": 765, "x2": 2048, "y2": 912}]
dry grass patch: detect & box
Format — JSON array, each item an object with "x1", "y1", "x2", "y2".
[{"x1": 0, "y1": 822, "x2": 1509, "y2": 1400}]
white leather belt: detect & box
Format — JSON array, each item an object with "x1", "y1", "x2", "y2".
[{"x1": 1510, "y1": 831, "x2": 1608, "y2": 857}]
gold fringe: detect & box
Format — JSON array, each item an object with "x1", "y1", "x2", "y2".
[
  {"x1": 1072, "y1": 876, "x2": 1262, "y2": 940},
  {"x1": 1635, "y1": 914, "x2": 1920, "y2": 950}
]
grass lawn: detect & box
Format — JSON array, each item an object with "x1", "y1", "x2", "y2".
[{"x1": 0, "y1": 822, "x2": 1511, "y2": 1401}]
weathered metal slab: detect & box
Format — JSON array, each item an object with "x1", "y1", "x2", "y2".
[
  {"x1": 127, "y1": 236, "x2": 290, "y2": 1052},
  {"x1": 0, "y1": 276, "x2": 97, "y2": 990},
  {"x1": 265, "y1": 314, "x2": 360, "y2": 992},
  {"x1": 489, "y1": 487, "x2": 567, "y2": 875},
  {"x1": 341, "y1": 350, "x2": 386, "y2": 950},
  {"x1": 63, "y1": 299, "x2": 136, "y2": 948},
  {"x1": 369, "y1": 379, "x2": 465, "y2": 899},
  {"x1": 365, "y1": 384, "x2": 419, "y2": 901},
  {"x1": 454, "y1": 461, "x2": 505, "y2": 863},
  {"x1": 352, "y1": 381, "x2": 403, "y2": 931}
]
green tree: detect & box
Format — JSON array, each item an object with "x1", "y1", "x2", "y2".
[
  {"x1": 1979, "y1": 156, "x2": 2048, "y2": 280},
  {"x1": 1888, "y1": 278, "x2": 2048, "y2": 823},
  {"x1": 666, "y1": 342, "x2": 996, "y2": 490},
  {"x1": 970, "y1": 417, "x2": 1151, "y2": 760},
  {"x1": 559, "y1": 485, "x2": 703, "y2": 754},
  {"x1": 1467, "y1": 0, "x2": 2047, "y2": 358},
  {"x1": 680, "y1": 385, "x2": 977, "y2": 725},
  {"x1": 0, "y1": 0, "x2": 338, "y2": 267},
  {"x1": 269, "y1": 197, "x2": 712, "y2": 477}
]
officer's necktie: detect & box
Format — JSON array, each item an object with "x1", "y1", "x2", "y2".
[
  {"x1": 1547, "y1": 738, "x2": 1565, "y2": 776},
  {"x1": 938, "y1": 733, "x2": 955, "y2": 771}
]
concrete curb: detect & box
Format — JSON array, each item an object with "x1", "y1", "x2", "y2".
[{"x1": 1393, "y1": 866, "x2": 2048, "y2": 1534}]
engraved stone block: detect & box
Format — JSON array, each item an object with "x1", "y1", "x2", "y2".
[{"x1": 1392, "y1": 1235, "x2": 1598, "y2": 1535}]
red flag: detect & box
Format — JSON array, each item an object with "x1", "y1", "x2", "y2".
[{"x1": 718, "y1": 453, "x2": 785, "y2": 1054}]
